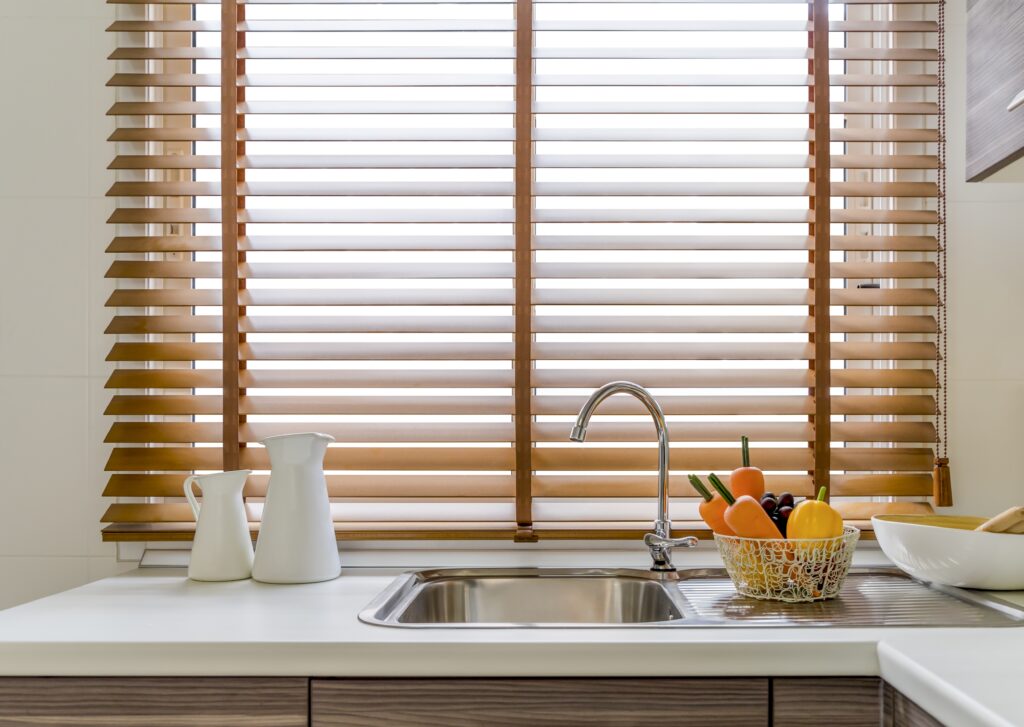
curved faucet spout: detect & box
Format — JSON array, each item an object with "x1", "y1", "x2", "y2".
[{"x1": 569, "y1": 381, "x2": 696, "y2": 571}]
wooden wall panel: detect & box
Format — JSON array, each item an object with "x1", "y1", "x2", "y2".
[{"x1": 967, "y1": 0, "x2": 1024, "y2": 180}]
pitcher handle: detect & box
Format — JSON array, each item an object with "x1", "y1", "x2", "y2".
[{"x1": 183, "y1": 475, "x2": 201, "y2": 520}]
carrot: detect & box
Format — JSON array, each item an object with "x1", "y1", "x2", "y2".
[
  {"x1": 730, "y1": 435, "x2": 765, "y2": 499},
  {"x1": 688, "y1": 474, "x2": 736, "y2": 536},
  {"x1": 708, "y1": 473, "x2": 782, "y2": 539}
]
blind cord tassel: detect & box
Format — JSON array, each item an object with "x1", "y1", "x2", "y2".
[{"x1": 933, "y1": 457, "x2": 952, "y2": 508}]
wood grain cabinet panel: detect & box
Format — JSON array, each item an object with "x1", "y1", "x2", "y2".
[
  {"x1": 885, "y1": 684, "x2": 945, "y2": 727},
  {"x1": 773, "y1": 677, "x2": 884, "y2": 727},
  {"x1": 0, "y1": 677, "x2": 308, "y2": 727},
  {"x1": 312, "y1": 678, "x2": 770, "y2": 727}
]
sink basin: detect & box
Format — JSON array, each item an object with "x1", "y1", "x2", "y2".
[
  {"x1": 359, "y1": 567, "x2": 1024, "y2": 629},
  {"x1": 359, "y1": 568, "x2": 688, "y2": 627}
]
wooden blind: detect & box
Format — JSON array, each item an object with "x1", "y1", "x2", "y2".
[{"x1": 103, "y1": 0, "x2": 945, "y2": 542}]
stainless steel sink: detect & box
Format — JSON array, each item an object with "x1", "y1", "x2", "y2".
[
  {"x1": 359, "y1": 568, "x2": 688, "y2": 627},
  {"x1": 359, "y1": 567, "x2": 1024, "y2": 628}
]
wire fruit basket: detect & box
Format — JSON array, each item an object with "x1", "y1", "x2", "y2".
[{"x1": 714, "y1": 526, "x2": 860, "y2": 603}]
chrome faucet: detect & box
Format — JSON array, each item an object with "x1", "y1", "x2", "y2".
[{"x1": 569, "y1": 381, "x2": 697, "y2": 572}]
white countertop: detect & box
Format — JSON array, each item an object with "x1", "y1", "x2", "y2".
[{"x1": 0, "y1": 554, "x2": 1021, "y2": 727}]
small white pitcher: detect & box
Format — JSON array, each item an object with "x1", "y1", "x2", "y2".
[{"x1": 184, "y1": 470, "x2": 254, "y2": 582}]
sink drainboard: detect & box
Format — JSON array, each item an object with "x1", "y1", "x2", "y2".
[{"x1": 675, "y1": 568, "x2": 1024, "y2": 627}]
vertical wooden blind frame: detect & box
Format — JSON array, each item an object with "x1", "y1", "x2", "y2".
[{"x1": 103, "y1": 0, "x2": 945, "y2": 541}]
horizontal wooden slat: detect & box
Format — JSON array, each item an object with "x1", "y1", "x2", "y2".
[
  {"x1": 106, "y1": 369, "x2": 222, "y2": 390},
  {"x1": 108, "y1": 208, "x2": 221, "y2": 224},
  {"x1": 101, "y1": 523, "x2": 521, "y2": 543},
  {"x1": 532, "y1": 395, "x2": 935, "y2": 416},
  {"x1": 105, "y1": 422, "x2": 515, "y2": 445},
  {"x1": 107, "y1": 261, "x2": 220, "y2": 279},
  {"x1": 109, "y1": 128, "x2": 220, "y2": 143},
  {"x1": 106, "y1": 395, "x2": 221, "y2": 416},
  {"x1": 536, "y1": 315, "x2": 935, "y2": 334},
  {"x1": 532, "y1": 447, "x2": 933, "y2": 472},
  {"x1": 109, "y1": 101, "x2": 218, "y2": 116},
  {"x1": 532, "y1": 235, "x2": 938, "y2": 252},
  {"x1": 530, "y1": 154, "x2": 935, "y2": 169},
  {"x1": 241, "y1": 396, "x2": 514, "y2": 415},
  {"x1": 103, "y1": 474, "x2": 515, "y2": 499},
  {"x1": 530, "y1": 47, "x2": 936, "y2": 61},
  {"x1": 532, "y1": 262, "x2": 936, "y2": 279},
  {"x1": 102, "y1": 420, "x2": 935, "y2": 448},
  {"x1": 532, "y1": 342, "x2": 936, "y2": 360},
  {"x1": 106, "y1": 447, "x2": 517, "y2": 472},
  {"x1": 105, "y1": 313, "x2": 935, "y2": 336},
  {"x1": 107, "y1": 343, "x2": 222, "y2": 362},
  {"x1": 110, "y1": 19, "x2": 936, "y2": 33},
  {"x1": 531, "y1": 368, "x2": 937, "y2": 389},
  {"x1": 531, "y1": 101, "x2": 936, "y2": 115},
  {"x1": 532, "y1": 181, "x2": 936, "y2": 197},
  {"x1": 530, "y1": 421, "x2": 935, "y2": 443},
  {"x1": 243, "y1": 369, "x2": 515, "y2": 388},
  {"x1": 107, "y1": 236, "x2": 222, "y2": 253},
  {"x1": 106, "y1": 289, "x2": 222, "y2": 307},
  {"x1": 532, "y1": 288, "x2": 935, "y2": 306}
]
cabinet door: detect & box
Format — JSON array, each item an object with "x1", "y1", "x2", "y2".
[
  {"x1": 885, "y1": 684, "x2": 945, "y2": 727},
  {"x1": 0, "y1": 678, "x2": 308, "y2": 727},
  {"x1": 312, "y1": 678, "x2": 769, "y2": 727},
  {"x1": 773, "y1": 678, "x2": 883, "y2": 727}
]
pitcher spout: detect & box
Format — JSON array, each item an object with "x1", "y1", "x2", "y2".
[{"x1": 260, "y1": 432, "x2": 335, "y2": 466}]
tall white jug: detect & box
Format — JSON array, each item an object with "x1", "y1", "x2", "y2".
[
  {"x1": 252, "y1": 432, "x2": 340, "y2": 584},
  {"x1": 183, "y1": 470, "x2": 254, "y2": 582}
]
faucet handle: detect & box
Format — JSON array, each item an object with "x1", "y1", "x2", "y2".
[
  {"x1": 644, "y1": 533, "x2": 698, "y2": 549},
  {"x1": 643, "y1": 533, "x2": 698, "y2": 572}
]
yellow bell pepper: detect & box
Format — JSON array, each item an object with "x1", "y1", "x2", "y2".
[{"x1": 787, "y1": 487, "x2": 844, "y2": 539}]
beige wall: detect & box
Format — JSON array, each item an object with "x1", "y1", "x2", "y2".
[
  {"x1": 0, "y1": 0, "x2": 1020, "y2": 609},
  {"x1": 0, "y1": 0, "x2": 131, "y2": 610}
]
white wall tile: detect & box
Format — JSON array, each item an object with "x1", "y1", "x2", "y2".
[
  {"x1": 0, "y1": 557, "x2": 91, "y2": 611},
  {"x1": 87, "y1": 376, "x2": 115, "y2": 558},
  {"x1": 0, "y1": 198, "x2": 90, "y2": 377},
  {"x1": 945, "y1": 201, "x2": 1024, "y2": 382},
  {"x1": 87, "y1": 197, "x2": 115, "y2": 379},
  {"x1": 0, "y1": 1, "x2": 108, "y2": 19},
  {"x1": 0, "y1": 377, "x2": 92, "y2": 557},
  {"x1": 0, "y1": 19, "x2": 93, "y2": 198},
  {"x1": 946, "y1": 380, "x2": 1024, "y2": 517},
  {"x1": 86, "y1": 556, "x2": 136, "y2": 583}
]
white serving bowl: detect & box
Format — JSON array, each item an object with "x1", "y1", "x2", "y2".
[{"x1": 873, "y1": 515, "x2": 1024, "y2": 590}]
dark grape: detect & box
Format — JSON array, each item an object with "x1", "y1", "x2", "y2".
[
  {"x1": 776, "y1": 505, "x2": 794, "y2": 520},
  {"x1": 777, "y1": 492, "x2": 795, "y2": 508},
  {"x1": 760, "y1": 497, "x2": 778, "y2": 515},
  {"x1": 772, "y1": 515, "x2": 787, "y2": 537},
  {"x1": 761, "y1": 492, "x2": 777, "y2": 502}
]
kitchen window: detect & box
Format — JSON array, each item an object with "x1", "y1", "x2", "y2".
[{"x1": 103, "y1": 0, "x2": 944, "y2": 542}]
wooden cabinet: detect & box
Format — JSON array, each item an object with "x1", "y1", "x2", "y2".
[
  {"x1": 0, "y1": 676, "x2": 947, "y2": 727},
  {"x1": 0, "y1": 678, "x2": 308, "y2": 727},
  {"x1": 884, "y1": 683, "x2": 945, "y2": 727},
  {"x1": 311, "y1": 678, "x2": 769, "y2": 727},
  {"x1": 774, "y1": 677, "x2": 885, "y2": 727}
]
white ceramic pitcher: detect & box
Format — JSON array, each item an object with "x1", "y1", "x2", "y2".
[
  {"x1": 183, "y1": 470, "x2": 254, "y2": 582},
  {"x1": 252, "y1": 432, "x2": 340, "y2": 584}
]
